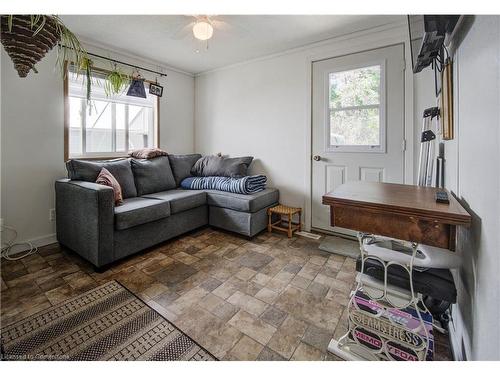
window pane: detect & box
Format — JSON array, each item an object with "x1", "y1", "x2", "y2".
[
  {"x1": 128, "y1": 105, "x2": 153, "y2": 150},
  {"x1": 86, "y1": 101, "x2": 112, "y2": 153},
  {"x1": 69, "y1": 97, "x2": 83, "y2": 155},
  {"x1": 330, "y1": 108, "x2": 380, "y2": 146},
  {"x1": 116, "y1": 103, "x2": 126, "y2": 152},
  {"x1": 329, "y1": 65, "x2": 380, "y2": 109},
  {"x1": 67, "y1": 68, "x2": 157, "y2": 157}
]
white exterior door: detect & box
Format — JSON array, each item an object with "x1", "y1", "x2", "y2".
[{"x1": 311, "y1": 44, "x2": 405, "y2": 235}]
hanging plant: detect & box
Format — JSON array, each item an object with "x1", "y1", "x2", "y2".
[
  {"x1": 104, "y1": 65, "x2": 129, "y2": 97},
  {"x1": 79, "y1": 57, "x2": 93, "y2": 100},
  {"x1": 0, "y1": 15, "x2": 88, "y2": 78},
  {"x1": 77, "y1": 56, "x2": 95, "y2": 114}
]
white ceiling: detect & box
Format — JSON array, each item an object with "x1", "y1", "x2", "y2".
[{"x1": 61, "y1": 15, "x2": 403, "y2": 75}]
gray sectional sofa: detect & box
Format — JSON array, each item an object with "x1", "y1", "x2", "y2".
[{"x1": 55, "y1": 154, "x2": 279, "y2": 269}]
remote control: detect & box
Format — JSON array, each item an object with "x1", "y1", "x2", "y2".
[{"x1": 435, "y1": 190, "x2": 450, "y2": 204}]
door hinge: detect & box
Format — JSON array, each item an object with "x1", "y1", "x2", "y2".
[{"x1": 402, "y1": 139, "x2": 407, "y2": 152}]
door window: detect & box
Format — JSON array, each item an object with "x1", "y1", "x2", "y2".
[{"x1": 327, "y1": 64, "x2": 385, "y2": 152}]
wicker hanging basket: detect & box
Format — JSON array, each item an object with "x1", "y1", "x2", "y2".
[{"x1": 0, "y1": 15, "x2": 60, "y2": 77}]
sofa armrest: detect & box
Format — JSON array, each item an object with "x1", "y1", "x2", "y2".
[{"x1": 55, "y1": 179, "x2": 115, "y2": 267}]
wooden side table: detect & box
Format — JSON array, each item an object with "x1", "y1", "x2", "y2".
[
  {"x1": 267, "y1": 204, "x2": 302, "y2": 238},
  {"x1": 322, "y1": 181, "x2": 471, "y2": 250}
]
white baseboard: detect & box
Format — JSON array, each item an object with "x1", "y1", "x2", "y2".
[
  {"x1": 449, "y1": 313, "x2": 463, "y2": 360},
  {"x1": 448, "y1": 304, "x2": 470, "y2": 361},
  {"x1": 3, "y1": 233, "x2": 57, "y2": 255}
]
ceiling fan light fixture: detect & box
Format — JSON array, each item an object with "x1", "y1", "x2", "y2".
[{"x1": 193, "y1": 20, "x2": 213, "y2": 41}]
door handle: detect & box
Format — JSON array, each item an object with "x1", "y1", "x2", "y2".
[{"x1": 313, "y1": 155, "x2": 321, "y2": 161}]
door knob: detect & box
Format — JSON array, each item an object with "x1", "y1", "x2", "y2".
[{"x1": 313, "y1": 155, "x2": 321, "y2": 161}]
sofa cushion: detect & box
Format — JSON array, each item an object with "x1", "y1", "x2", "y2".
[
  {"x1": 114, "y1": 197, "x2": 171, "y2": 230},
  {"x1": 168, "y1": 154, "x2": 202, "y2": 186},
  {"x1": 191, "y1": 155, "x2": 254, "y2": 178},
  {"x1": 66, "y1": 158, "x2": 137, "y2": 198},
  {"x1": 130, "y1": 156, "x2": 176, "y2": 196},
  {"x1": 205, "y1": 188, "x2": 279, "y2": 213},
  {"x1": 143, "y1": 189, "x2": 207, "y2": 214}
]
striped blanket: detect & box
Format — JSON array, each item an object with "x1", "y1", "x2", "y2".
[{"x1": 180, "y1": 175, "x2": 267, "y2": 194}]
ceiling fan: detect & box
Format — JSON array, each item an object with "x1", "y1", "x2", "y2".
[{"x1": 170, "y1": 15, "x2": 247, "y2": 50}]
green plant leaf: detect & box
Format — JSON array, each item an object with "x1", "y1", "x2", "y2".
[
  {"x1": 51, "y1": 15, "x2": 88, "y2": 79},
  {"x1": 32, "y1": 15, "x2": 46, "y2": 36},
  {"x1": 104, "y1": 68, "x2": 130, "y2": 97}
]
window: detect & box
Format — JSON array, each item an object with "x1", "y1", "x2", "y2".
[
  {"x1": 65, "y1": 66, "x2": 159, "y2": 160},
  {"x1": 327, "y1": 64, "x2": 385, "y2": 152}
]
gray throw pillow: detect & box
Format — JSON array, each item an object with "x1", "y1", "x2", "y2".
[
  {"x1": 191, "y1": 155, "x2": 254, "y2": 177},
  {"x1": 66, "y1": 158, "x2": 137, "y2": 198},
  {"x1": 168, "y1": 154, "x2": 202, "y2": 186},
  {"x1": 130, "y1": 156, "x2": 176, "y2": 195}
]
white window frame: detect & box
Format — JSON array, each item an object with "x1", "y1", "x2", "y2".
[
  {"x1": 324, "y1": 59, "x2": 386, "y2": 153},
  {"x1": 64, "y1": 63, "x2": 159, "y2": 161}
]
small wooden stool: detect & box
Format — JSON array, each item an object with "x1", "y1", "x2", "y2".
[{"x1": 267, "y1": 204, "x2": 302, "y2": 238}]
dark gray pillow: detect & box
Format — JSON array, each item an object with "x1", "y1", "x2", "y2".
[
  {"x1": 168, "y1": 154, "x2": 202, "y2": 186},
  {"x1": 66, "y1": 158, "x2": 137, "y2": 198},
  {"x1": 130, "y1": 156, "x2": 176, "y2": 196},
  {"x1": 191, "y1": 155, "x2": 254, "y2": 177}
]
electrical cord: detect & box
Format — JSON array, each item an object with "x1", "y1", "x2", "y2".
[{"x1": 1, "y1": 224, "x2": 38, "y2": 260}]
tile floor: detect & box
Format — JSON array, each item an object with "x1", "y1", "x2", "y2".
[{"x1": 0, "y1": 227, "x2": 452, "y2": 360}]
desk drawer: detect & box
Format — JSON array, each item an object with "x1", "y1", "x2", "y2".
[{"x1": 331, "y1": 205, "x2": 455, "y2": 250}]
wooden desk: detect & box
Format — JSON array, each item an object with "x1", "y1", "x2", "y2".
[{"x1": 322, "y1": 181, "x2": 471, "y2": 250}]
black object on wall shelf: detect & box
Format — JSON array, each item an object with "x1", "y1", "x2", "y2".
[{"x1": 408, "y1": 15, "x2": 460, "y2": 74}]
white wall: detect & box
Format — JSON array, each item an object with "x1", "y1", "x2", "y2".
[
  {"x1": 443, "y1": 15, "x2": 500, "y2": 360},
  {"x1": 0, "y1": 44, "x2": 195, "y2": 247},
  {"x1": 195, "y1": 23, "x2": 415, "y2": 228},
  {"x1": 195, "y1": 51, "x2": 308, "y2": 208}
]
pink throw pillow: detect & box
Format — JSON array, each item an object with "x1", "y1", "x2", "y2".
[
  {"x1": 96, "y1": 168, "x2": 123, "y2": 205},
  {"x1": 128, "y1": 148, "x2": 168, "y2": 159}
]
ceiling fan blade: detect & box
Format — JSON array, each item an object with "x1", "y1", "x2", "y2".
[
  {"x1": 170, "y1": 22, "x2": 195, "y2": 40},
  {"x1": 211, "y1": 18, "x2": 251, "y2": 38},
  {"x1": 211, "y1": 19, "x2": 231, "y2": 31}
]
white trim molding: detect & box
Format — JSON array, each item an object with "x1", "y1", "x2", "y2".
[
  {"x1": 80, "y1": 38, "x2": 195, "y2": 77},
  {"x1": 449, "y1": 305, "x2": 467, "y2": 361},
  {"x1": 196, "y1": 19, "x2": 408, "y2": 77}
]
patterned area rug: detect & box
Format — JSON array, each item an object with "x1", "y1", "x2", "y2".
[{"x1": 1, "y1": 280, "x2": 215, "y2": 361}]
